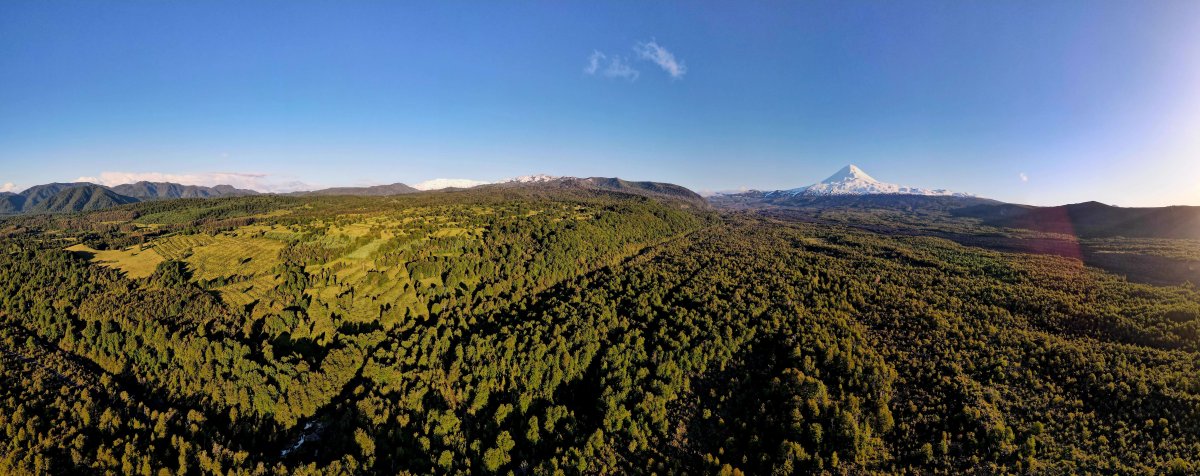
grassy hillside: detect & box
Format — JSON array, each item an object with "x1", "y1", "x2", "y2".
[{"x1": 1, "y1": 191, "x2": 1199, "y2": 474}]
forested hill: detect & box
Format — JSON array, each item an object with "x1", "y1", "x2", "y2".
[
  {"x1": 111, "y1": 181, "x2": 259, "y2": 200},
  {"x1": 0, "y1": 192, "x2": 22, "y2": 214},
  {"x1": 953, "y1": 201, "x2": 1200, "y2": 239},
  {"x1": 1, "y1": 190, "x2": 1199, "y2": 474},
  {"x1": 484, "y1": 176, "x2": 709, "y2": 209},
  {"x1": 289, "y1": 183, "x2": 420, "y2": 196},
  {"x1": 0, "y1": 176, "x2": 709, "y2": 216},
  {"x1": 0, "y1": 181, "x2": 257, "y2": 216},
  {"x1": 26, "y1": 184, "x2": 140, "y2": 214},
  {"x1": 3, "y1": 182, "x2": 95, "y2": 212},
  {"x1": 0, "y1": 183, "x2": 141, "y2": 215}
]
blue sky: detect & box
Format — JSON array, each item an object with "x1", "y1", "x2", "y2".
[{"x1": 2, "y1": 1, "x2": 1198, "y2": 205}]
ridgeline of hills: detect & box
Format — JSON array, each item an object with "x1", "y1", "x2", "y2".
[
  {"x1": 0, "y1": 175, "x2": 708, "y2": 215},
  {"x1": 953, "y1": 200, "x2": 1200, "y2": 239},
  {"x1": 1, "y1": 181, "x2": 258, "y2": 215},
  {"x1": 479, "y1": 176, "x2": 709, "y2": 208},
  {"x1": 25, "y1": 184, "x2": 140, "y2": 214},
  {"x1": 111, "y1": 181, "x2": 260, "y2": 200},
  {"x1": 3, "y1": 166, "x2": 1197, "y2": 240},
  {"x1": 288, "y1": 183, "x2": 419, "y2": 196}
]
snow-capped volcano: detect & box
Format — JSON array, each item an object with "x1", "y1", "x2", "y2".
[
  {"x1": 502, "y1": 174, "x2": 559, "y2": 184},
  {"x1": 770, "y1": 165, "x2": 971, "y2": 197}
]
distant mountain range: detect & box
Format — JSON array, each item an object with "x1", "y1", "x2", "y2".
[
  {"x1": 290, "y1": 183, "x2": 419, "y2": 196},
  {"x1": 0, "y1": 183, "x2": 139, "y2": 215},
  {"x1": 0, "y1": 181, "x2": 257, "y2": 215},
  {"x1": 710, "y1": 165, "x2": 987, "y2": 210},
  {"x1": 481, "y1": 176, "x2": 708, "y2": 208},
  {"x1": 4, "y1": 169, "x2": 1198, "y2": 240},
  {"x1": 111, "y1": 181, "x2": 259, "y2": 200},
  {"x1": 0, "y1": 174, "x2": 708, "y2": 215},
  {"x1": 707, "y1": 164, "x2": 1200, "y2": 239}
]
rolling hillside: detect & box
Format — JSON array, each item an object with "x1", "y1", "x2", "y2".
[{"x1": 954, "y1": 201, "x2": 1200, "y2": 239}]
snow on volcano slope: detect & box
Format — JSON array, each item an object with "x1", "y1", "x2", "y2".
[{"x1": 769, "y1": 165, "x2": 971, "y2": 197}]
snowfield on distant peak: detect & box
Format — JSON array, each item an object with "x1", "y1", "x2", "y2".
[{"x1": 768, "y1": 165, "x2": 972, "y2": 197}]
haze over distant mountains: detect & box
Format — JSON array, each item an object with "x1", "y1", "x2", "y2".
[
  {"x1": 0, "y1": 173, "x2": 709, "y2": 215},
  {"x1": 291, "y1": 183, "x2": 419, "y2": 197},
  {"x1": 3, "y1": 166, "x2": 1199, "y2": 241}
]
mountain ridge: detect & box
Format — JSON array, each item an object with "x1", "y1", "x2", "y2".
[
  {"x1": 769, "y1": 164, "x2": 972, "y2": 198},
  {"x1": 1, "y1": 181, "x2": 260, "y2": 215},
  {"x1": 289, "y1": 183, "x2": 419, "y2": 197},
  {"x1": 111, "y1": 181, "x2": 259, "y2": 200},
  {"x1": 27, "y1": 184, "x2": 140, "y2": 214},
  {"x1": 480, "y1": 176, "x2": 709, "y2": 208}
]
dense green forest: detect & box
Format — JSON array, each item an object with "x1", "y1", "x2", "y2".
[{"x1": 2, "y1": 189, "x2": 1199, "y2": 475}]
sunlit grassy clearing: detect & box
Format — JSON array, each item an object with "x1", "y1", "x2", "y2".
[
  {"x1": 146, "y1": 232, "x2": 286, "y2": 280},
  {"x1": 182, "y1": 235, "x2": 286, "y2": 280},
  {"x1": 215, "y1": 273, "x2": 282, "y2": 311},
  {"x1": 65, "y1": 243, "x2": 164, "y2": 279},
  {"x1": 346, "y1": 237, "x2": 389, "y2": 259}
]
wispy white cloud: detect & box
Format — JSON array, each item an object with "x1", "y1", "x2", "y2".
[
  {"x1": 587, "y1": 40, "x2": 686, "y2": 81},
  {"x1": 74, "y1": 171, "x2": 313, "y2": 193},
  {"x1": 584, "y1": 50, "x2": 640, "y2": 81},
  {"x1": 604, "y1": 56, "x2": 639, "y2": 81},
  {"x1": 585, "y1": 51, "x2": 604, "y2": 75},
  {"x1": 634, "y1": 40, "x2": 686, "y2": 79},
  {"x1": 0, "y1": 182, "x2": 15, "y2": 193},
  {"x1": 412, "y1": 178, "x2": 491, "y2": 191},
  {"x1": 1019, "y1": 172, "x2": 1029, "y2": 182}
]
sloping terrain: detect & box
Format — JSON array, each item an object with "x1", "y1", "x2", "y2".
[
  {"x1": 112, "y1": 181, "x2": 259, "y2": 200},
  {"x1": 954, "y1": 201, "x2": 1200, "y2": 239},
  {"x1": 484, "y1": 176, "x2": 709, "y2": 209},
  {"x1": 0, "y1": 193, "x2": 23, "y2": 214},
  {"x1": 26, "y1": 185, "x2": 140, "y2": 214},
  {"x1": 293, "y1": 183, "x2": 420, "y2": 196},
  {"x1": 1, "y1": 191, "x2": 1198, "y2": 474},
  {"x1": 12, "y1": 182, "x2": 95, "y2": 211}
]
